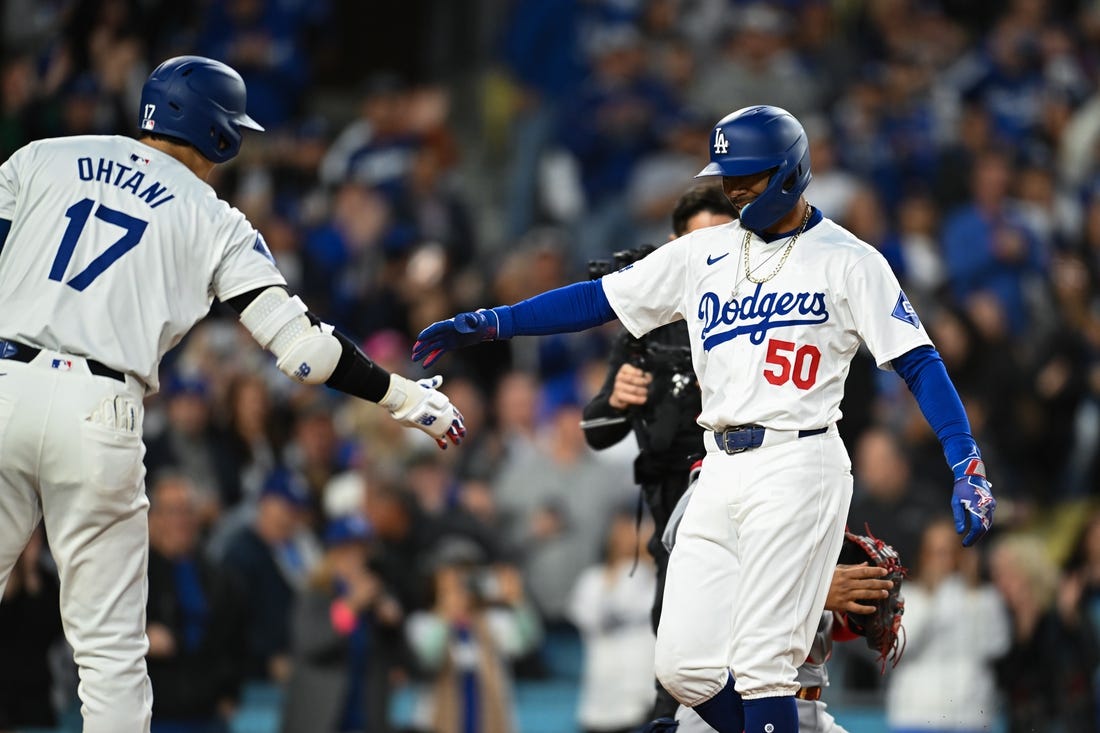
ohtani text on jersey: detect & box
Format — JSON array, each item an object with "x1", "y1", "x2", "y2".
[
  {"x1": 75, "y1": 157, "x2": 175, "y2": 209},
  {"x1": 698, "y1": 282, "x2": 829, "y2": 351}
]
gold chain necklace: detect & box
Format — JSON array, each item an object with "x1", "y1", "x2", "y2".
[{"x1": 743, "y1": 204, "x2": 811, "y2": 285}]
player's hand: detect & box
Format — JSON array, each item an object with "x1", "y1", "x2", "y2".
[
  {"x1": 951, "y1": 455, "x2": 996, "y2": 547},
  {"x1": 146, "y1": 623, "x2": 177, "y2": 658},
  {"x1": 825, "y1": 564, "x2": 893, "y2": 615},
  {"x1": 608, "y1": 363, "x2": 653, "y2": 410},
  {"x1": 412, "y1": 309, "x2": 502, "y2": 368},
  {"x1": 380, "y1": 374, "x2": 466, "y2": 449}
]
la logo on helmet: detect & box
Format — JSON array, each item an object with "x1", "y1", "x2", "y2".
[{"x1": 714, "y1": 129, "x2": 729, "y2": 154}]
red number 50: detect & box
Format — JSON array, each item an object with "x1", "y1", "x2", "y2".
[{"x1": 763, "y1": 338, "x2": 821, "y2": 390}]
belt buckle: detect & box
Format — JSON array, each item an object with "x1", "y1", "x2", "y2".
[
  {"x1": 718, "y1": 426, "x2": 755, "y2": 455},
  {"x1": 0, "y1": 340, "x2": 16, "y2": 360},
  {"x1": 722, "y1": 438, "x2": 748, "y2": 455}
]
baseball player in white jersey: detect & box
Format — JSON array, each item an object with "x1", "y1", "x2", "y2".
[
  {"x1": 0, "y1": 56, "x2": 465, "y2": 733},
  {"x1": 413, "y1": 105, "x2": 996, "y2": 733}
]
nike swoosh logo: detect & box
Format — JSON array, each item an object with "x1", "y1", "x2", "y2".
[{"x1": 707, "y1": 253, "x2": 730, "y2": 265}]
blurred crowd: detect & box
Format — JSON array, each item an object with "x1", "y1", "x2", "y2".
[{"x1": 4, "y1": 0, "x2": 1100, "y2": 732}]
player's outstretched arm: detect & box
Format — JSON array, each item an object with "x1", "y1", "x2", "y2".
[
  {"x1": 412, "y1": 280, "x2": 617, "y2": 368},
  {"x1": 227, "y1": 286, "x2": 465, "y2": 449},
  {"x1": 893, "y1": 345, "x2": 995, "y2": 546}
]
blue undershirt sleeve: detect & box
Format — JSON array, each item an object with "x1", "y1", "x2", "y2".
[
  {"x1": 489, "y1": 280, "x2": 617, "y2": 338},
  {"x1": 892, "y1": 345, "x2": 978, "y2": 467},
  {"x1": 0, "y1": 218, "x2": 10, "y2": 258}
]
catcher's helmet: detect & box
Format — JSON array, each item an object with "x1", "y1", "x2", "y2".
[
  {"x1": 138, "y1": 56, "x2": 264, "y2": 164},
  {"x1": 695, "y1": 105, "x2": 811, "y2": 231}
]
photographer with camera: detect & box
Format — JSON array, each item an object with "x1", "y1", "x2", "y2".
[
  {"x1": 581, "y1": 185, "x2": 734, "y2": 719},
  {"x1": 404, "y1": 538, "x2": 543, "y2": 733}
]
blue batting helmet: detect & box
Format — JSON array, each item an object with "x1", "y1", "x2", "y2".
[
  {"x1": 138, "y1": 56, "x2": 264, "y2": 164},
  {"x1": 695, "y1": 105, "x2": 811, "y2": 231}
]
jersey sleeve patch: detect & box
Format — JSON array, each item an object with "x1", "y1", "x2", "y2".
[
  {"x1": 253, "y1": 233, "x2": 276, "y2": 264},
  {"x1": 891, "y1": 290, "x2": 920, "y2": 328}
]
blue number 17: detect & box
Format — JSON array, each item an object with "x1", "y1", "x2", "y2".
[{"x1": 49, "y1": 198, "x2": 148, "y2": 291}]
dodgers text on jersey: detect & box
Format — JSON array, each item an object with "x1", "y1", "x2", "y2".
[{"x1": 698, "y1": 282, "x2": 829, "y2": 351}]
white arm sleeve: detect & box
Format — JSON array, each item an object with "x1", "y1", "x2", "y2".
[{"x1": 239, "y1": 286, "x2": 342, "y2": 384}]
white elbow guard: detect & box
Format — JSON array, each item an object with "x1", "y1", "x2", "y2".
[{"x1": 239, "y1": 287, "x2": 342, "y2": 384}]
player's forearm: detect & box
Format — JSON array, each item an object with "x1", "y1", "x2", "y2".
[
  {"x1": 412, "y1": 280, "x2": 619, "y2": 368},
  {"x1": 226, "y1": 285, "x2": 390, "y2": 402},
  {"x1": 892, "y1": 345, "x2": 978, "y2": 466},
  {"x1": 325, "y1": 329, "x2": 391, "y2": 402},
  {"x1": 489, "y1": 280, "x2": 617, "y2": 338}
]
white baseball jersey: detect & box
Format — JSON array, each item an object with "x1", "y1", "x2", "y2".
[
  {"x1": 0, "y1": 135, "x2": 285, "y2": 391},
  {"x1": 602, "y1": 216, "x2": 932, "y2": 431}
]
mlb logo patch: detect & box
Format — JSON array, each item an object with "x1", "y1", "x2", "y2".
[
  {"x1": 50, "y1": 359, "x2": 72, "y2": 371},
  {"x1": 891, "y1": 291, "x2": 920, "y2": 328}
]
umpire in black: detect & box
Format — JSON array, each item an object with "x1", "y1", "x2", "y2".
[{"x1": 581, "y1": 185, "x2": 734, "y2": 719}]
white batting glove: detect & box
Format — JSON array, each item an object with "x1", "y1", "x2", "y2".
[
  {"x1": 379, "y1": 374, "x2": 466, "y2": 449},
  {"x1": 89, "y1": 395, "x2": 139, "y2": 434}
]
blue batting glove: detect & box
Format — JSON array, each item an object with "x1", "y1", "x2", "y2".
[
  {"x1": 950, "y1": 455, "x2": 996, "y2": 547},
  {"x1": 412, "y1": 309, "x2": 501, "y2": 368}
]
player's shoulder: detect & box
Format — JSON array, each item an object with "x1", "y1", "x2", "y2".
[
  {"x1": 27, "y1": 134, "x2": 128, "y2": 155},
  {"x1": 5, "y1": 134, "x2": 102, "y2": 165},
  {"x1": 808, "y1": 216, "x2": 884, "y2": 263},
  {"x1": 809, "y1": 216, "x2": 876, "y2": 253}
]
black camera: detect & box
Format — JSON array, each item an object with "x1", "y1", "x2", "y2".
[
  {"x1": 463, "y1": 567, "x2": 502, "y2": 606},
  {"x1": 587, "y1": 244, "x2": 657, "y2": 280},
  {"x1": 586, "y1": 244, "x2": 699, "y2": 456}
]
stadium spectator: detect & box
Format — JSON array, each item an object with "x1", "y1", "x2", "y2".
[
  {"x1": 847, "y1": 426, "x2": 941, "y2": 574},
  {"x1": 942, "y1": 148, "x2": 1047, "y2": 335},
  {"x1": 991, "y1": 533, "x2": 1100, "y2": 732},
  {"x1": 220, "y1": 469, "x2": 320, "y2": 682},
  {"x1": 405, "y1": 540, "x2": 541, "y2": 733},
  {"x1": 146, "y1": 475, "x2": 247, "y2": 733},
  {"x1": 885, "y1": 518, "x2": 1009, "y2": 732},
  {"x1": 145, "y1": 374, "x2": 242, "y2": 512},
  {"x1": 568, "y1": 508, "x2": 656, "y2": 733},
  {"x1": 492, "y1": 389, "x2": 634, "y2": 623},
  {"x1": 281, "y1": 514, "x2": 403, "y2": 733}
]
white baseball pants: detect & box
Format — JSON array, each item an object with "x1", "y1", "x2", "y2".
[
  {"x1": 0, "y1": 352, "x2": 151, "y2": 733},
  {"x1": 654, "y1": 426, "x2": 852, "y2": 704}
]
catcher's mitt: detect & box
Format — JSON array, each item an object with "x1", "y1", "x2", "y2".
[{"x1": 837, "y1": 524, "x2": 907, "y2": 670}]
